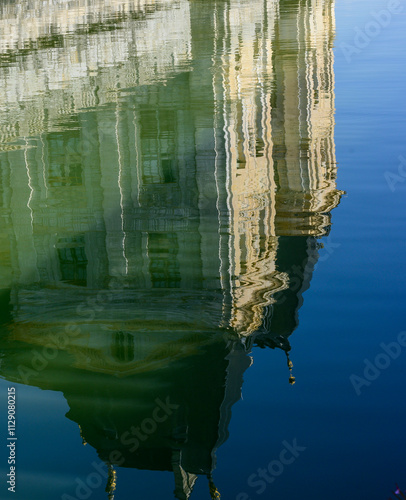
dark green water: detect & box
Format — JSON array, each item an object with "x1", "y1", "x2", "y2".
[{"x1": 0, "y1": 0, "x2": 405, "y2": 499}]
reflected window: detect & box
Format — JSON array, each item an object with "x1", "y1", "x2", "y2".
[
  {"x1": 148, "y1": 232, "x2": 181, "y2": 288},
  {"x1": 161, "y1": 159, "x2": 176, "y2": 183},
  {"x1": 139, "y1": 109, "x2": 178, "y2": 184},
  {"x1": 0, "y1": 157, "x2": 9, "y2": 208},
  {"x1": 47, "y1": 133, "x2": 83, "y2": 187},
  {"x1": 56, "y1": 236, "x2": 87, "y2": 286},
  {"x1": 255, "y1": 137, "x2": 265, "y2": 158},
  {"x1": 142, "y1": 157, "x2": 178, "y2": 184},
  {"x1": 236, "y1": 100, "x2": 246, "y2": 167},
  {"x1": 0, "y1": 289, "x2": 12, "y2": 325},
  {"x1": 111, "y1": 332, "x2": 135, "y2": 363}
]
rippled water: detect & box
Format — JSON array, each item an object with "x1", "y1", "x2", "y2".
[{"x1": 0, "y1": 0, "x2": 405, "y2": 499}]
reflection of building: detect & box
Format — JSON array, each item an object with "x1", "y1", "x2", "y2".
[
  {"x1": 0, "y1": 0, "x2": 342, "y2": 340},
  {"x1": 0, "y1": 1, "x2": 342, "y2": 496}
]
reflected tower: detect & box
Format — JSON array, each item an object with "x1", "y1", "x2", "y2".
[{"x1": 210, "y1": 0, "x2": 340, "y2": 339}]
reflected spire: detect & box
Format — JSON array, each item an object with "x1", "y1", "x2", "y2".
[
  {"x1": 106, "y1": 464, "x2": 117, "y2": 500},
  {"x1": 208, "y1": 474, "x2": 221, "y2": 500},
  {"x1": 78, "y1": 425, "x2": 88, "y2": 446},
  {"x1": 172, "y1": 451, "x2": 198, "y2": 500},
  {"x1": 286, "y1": 351, "x2": 296, "y2": 385}
]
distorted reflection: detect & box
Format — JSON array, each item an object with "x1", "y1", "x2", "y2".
[{"x1": 0, "y1": 0, "x2": 342, "y2": 497}]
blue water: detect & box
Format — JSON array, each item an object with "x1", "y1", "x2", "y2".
[{"x1": 0, "y1": 1, "x2": 405, "y2": 499}]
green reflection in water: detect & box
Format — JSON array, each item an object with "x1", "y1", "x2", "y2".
[{"x1": 0, "y1": 0, "x2": 342, "y2": 497}]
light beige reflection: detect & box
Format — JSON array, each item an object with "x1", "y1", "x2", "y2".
[{"x1": 215, "y1": 0, "x2": 340, "y2": 334}]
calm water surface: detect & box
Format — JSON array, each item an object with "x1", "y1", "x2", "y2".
[{"x1": 0, "y1": 0, "x2": 405, "y2": 499}]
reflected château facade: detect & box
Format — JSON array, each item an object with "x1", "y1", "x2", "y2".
[{"x1": 0, "y1": 0, "x2": 342, "y2": 498}]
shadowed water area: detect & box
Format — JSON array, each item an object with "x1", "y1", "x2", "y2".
[{"x1": 0, "y1": 0, "x2": 405, "y2": 499}]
